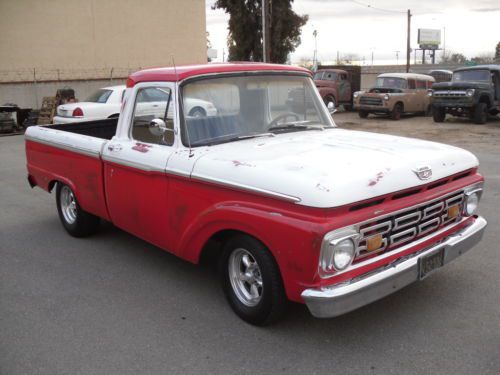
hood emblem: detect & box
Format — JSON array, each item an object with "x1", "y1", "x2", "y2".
[{"x1": 414, "y1": 166, "x2": 432, "y2": 180}]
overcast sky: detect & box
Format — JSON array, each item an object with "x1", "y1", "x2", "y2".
[{"x1": 206, "y1": 0, "x2": 500, "y2": 64}]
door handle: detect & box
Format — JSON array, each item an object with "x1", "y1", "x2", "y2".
[{"x1": 107, "y1": 144, "x2": 122, "y2": 152}]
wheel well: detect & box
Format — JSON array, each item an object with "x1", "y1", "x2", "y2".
[
  {"x1": 48, "y1": 180, "x2": 58, "y2": 192},
  {"x1": 394, "y1": 101, "x2": 404, "y2": 111},
  {"x1": 107, "y1": 113, "x2": 120, "y2": 118},
  {"x1": 479, "y1": 95, "x2": 491, "y2": 107},
  {"x1": 189, "y1": 106, "x2": 206, "y2": 116},
  {"x1": 198, "y1": 229, "x2": 270, "y2": 267}
]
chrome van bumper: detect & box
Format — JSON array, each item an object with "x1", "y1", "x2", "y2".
[{"x1": 301, "y1": 216, "x2": 487, "y2": 318}]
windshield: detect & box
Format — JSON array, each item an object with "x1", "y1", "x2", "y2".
[
  {"x1": 85, "y1": 89, "x2": 113, "y2": 103},
  {"x1": 181, "y1": 74, "x2": 334, "y2": 147},
  {"x1": 375, "y1": 77, "x2": 407, "y2": 89},
  {"x1": 453, "y1": 70, "x2": 490, "y2": 82}
]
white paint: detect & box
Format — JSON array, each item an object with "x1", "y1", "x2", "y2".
[
  {"x1": 27, "y1": 77, "x2": 479, "y2": 209},
  {"x1": 53, "y1": 85, "x2": 125, "y2": 123}
]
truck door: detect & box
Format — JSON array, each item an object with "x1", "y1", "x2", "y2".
[{"x1": 102, "y1": 82, "x2": 176, "y2": 250}]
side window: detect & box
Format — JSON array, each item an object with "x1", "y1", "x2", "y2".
[
  {"x1": 131, "y1": 86, "x2": 175, "y2": 145},
  {"x1": 407, "y1": 79, "x2": 416, "y2": 90},
  {"x1": 415, "y1": 80, "x2": 427, "y2": 90}
]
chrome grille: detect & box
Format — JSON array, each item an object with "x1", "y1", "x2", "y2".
[
  {"x1": 360, "y1": 97, "x2": 383, "y2": 106},
  {"x1": 433, "y1": 90, "x2": 467, "y2": 97},
  {"x1": 356, "y1": 191, "x2": 464, "y2": 260}
]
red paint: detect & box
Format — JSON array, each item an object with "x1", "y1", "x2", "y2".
[
  {"x1": 132, "y1": 143, "x2": 152, "y2": 153},
  {"x1": 127, "y1": 63, "x2": 311, "y2": 87},
  {"x1": 25, "y1": 140, "x2": 110, "y2": 221},
  {"x1": 26, "y1": 137, "x2": 484, "y2": 303}
]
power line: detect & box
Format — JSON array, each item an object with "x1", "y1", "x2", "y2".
[{"x1": 350, "y1": 0, "x2": 406, "y2": 14}]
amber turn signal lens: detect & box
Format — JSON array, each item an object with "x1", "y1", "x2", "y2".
[
  {"x1": 447, "y1": 205, "x2": 460, "y2": 219},
  {"x1": 366, "y1": 234, "x2": 383, "y2": 252}
]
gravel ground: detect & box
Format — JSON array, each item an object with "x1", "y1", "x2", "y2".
[{"x1": 1, "y1": 114, "x2": 499, "y2": 375}]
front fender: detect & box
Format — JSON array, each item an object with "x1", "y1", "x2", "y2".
[{"x1": 177, "y1": 201, "x2": 323, "y2": 302}]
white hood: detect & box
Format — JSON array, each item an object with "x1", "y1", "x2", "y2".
[{"x1": 191, "y1": 129, "x2": 478, "y2": 208}]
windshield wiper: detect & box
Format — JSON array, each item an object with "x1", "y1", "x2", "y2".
[
  {"x1": 190, "y1": 132, "x2": 275, "y2": 147},
  {"x1": 268, "y1": 121, "x2": 327, "y2": 132}
]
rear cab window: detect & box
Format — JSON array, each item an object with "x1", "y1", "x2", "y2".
[{"x1": 85, "y1": 89, "x2": 113, "y2": 103}]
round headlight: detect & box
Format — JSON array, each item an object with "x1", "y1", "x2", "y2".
[
  {"x1": 353, "y1": 92, "x2": 359, "y2": 98},
  {"x1": 332, "y1": 238, "x2": 355, "y2": 270},
  {"x1": 465, "y1": 192, "x2": 479, "y2": 215},
  {"x1": 383, "y1": 94, "x2": 390, "y2": 100},
  {"x1": 466, "y1": 89, "x2": 475, "y2": 97}
]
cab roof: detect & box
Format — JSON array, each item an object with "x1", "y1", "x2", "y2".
[
  {"x1": 127, "y1": 62, "x2": 311, "y2": 87},
  {"x1": 454, "y1": 64, "x2": 500, "y2": 73},
  {"x1": 378, "y1": 72, "x2": 435, "y2": 81}
]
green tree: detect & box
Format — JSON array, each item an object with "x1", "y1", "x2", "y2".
[{"x1": 213, "y1": 0, "x2": 308, "y2": 63}]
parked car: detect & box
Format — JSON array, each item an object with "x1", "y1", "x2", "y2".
[
  {"x1": 25, "y1": 63, "x2": 486, "y2": 325},
  {"x1": 430, "y1": 65, "x2": 500, "y2": 124},
  {"x1": 353, "y1": 73, "x2": 435, "y2": 120},
  {"x1": 53, "y1": 85, "x2": 126, "y2": 124},
  {"x1": 313, "y1": 68, "x2": 356, "y2": 110},
  {"x1": 428, "y1": 69, "x2": 453, "y2": 83},
  {"x1": 54, "y1": 85, "x2": 216, "y2": 124}
]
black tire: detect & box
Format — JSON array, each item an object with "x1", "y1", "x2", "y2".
[
  {"x1": 358, "y1": 110, "x2": 369, "y2": 119},
  {"x1": 189, "y1": 107, "x2": 206, "y2": 117},
  {"x1": 56, "y1": 183, "x2": 100, "y2": 237},
  {"x1": 473, "y1": 102, "x2": 488, "y2": 124},
  {"x1": 433, "y1": 107, "x2": 446, "y2": 123},
  {"x1": 390, "y1": 103, "x2": 403, "y2": 121},
  {"x1": 219, "y1": 234, "x2": 287, "y2": 325}
]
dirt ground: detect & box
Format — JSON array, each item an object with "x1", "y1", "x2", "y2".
[{"x1": 334, "y1": 110, "x2": 500, "y2": 153}]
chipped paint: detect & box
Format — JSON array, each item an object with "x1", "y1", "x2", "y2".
[
  {"x1": 132, "y1": 142, "x2": 152, "y2": 153},
  {"x1": 232, "y1": 160, "x2": 255, "y2": 168},
  {"x1": 316, "y1": 183, "x2": 331, "y2": 192},
  {"x1": 368, "y1": 168, "x2": 391, "y2": 187}
]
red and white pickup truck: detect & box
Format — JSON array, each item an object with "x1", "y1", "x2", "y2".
[{"x1": 25, "y1": 63, "x2": 487, "y2": 325}]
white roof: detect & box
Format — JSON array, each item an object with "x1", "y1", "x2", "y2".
[
  {"x1": 378, "y1": 73, "x2": 435, "y2": 81},
  {"x1": 101, "y1": 85, "x2": 126, "y2": 91}
]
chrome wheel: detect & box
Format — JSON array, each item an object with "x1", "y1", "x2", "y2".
[
  {"x1": 228, "y1": 248, "x2": 263, "y2": 307},
  {"x1": 60, "y1": 185, "x2": 77, "y2": 224}
]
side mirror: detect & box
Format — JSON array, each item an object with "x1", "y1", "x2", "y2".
[
  {"x1": 149, "y1": 118, "x2": 168, "y2": 136},
  {"x1": 327, "y1": 101, "x2": 336, "y2": 114}
]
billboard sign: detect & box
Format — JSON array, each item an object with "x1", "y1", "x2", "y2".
[{"x1": 418, "y1": 29, "x2": 441, "y2": 47}]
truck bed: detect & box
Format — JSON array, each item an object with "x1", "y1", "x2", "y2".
[
  {"x1": 25, "y1": 118, "x2": 118, "y2": 221},
  {"x1": 49, "y1": 118, "x2": 118, "y2": 140}
]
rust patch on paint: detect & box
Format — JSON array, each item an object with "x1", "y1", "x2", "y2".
[
  {"x1": 232, "y1": 160, "x2": 254, "y2": 167},
  {"x1": 368, "y1": 168, "x2": 391, "y2": 187},
  {"x1": 316, "y1": 183, "x2": 331, "y2": 192},
  {"x1": 132, "y1": 143, "x2": 152, "y2": 153}
]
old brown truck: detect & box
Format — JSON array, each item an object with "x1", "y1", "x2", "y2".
[{"x1": 313, "y1": 66, "x2": 361, "y2": 110}]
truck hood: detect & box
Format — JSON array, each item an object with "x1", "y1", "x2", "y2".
[
  {"x1": 191, "y1": 129, "x2": 478, "y2": 208},
  {"x1": 432, "y1": 81, "x2": 490, "y2": 90}
]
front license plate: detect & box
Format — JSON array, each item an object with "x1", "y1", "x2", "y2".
[{"x1": 419, "y1": 248, "x2": 445, "y2": 279}]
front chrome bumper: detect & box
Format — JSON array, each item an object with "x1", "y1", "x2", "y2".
[{"x1": 301, "y1": 216, "x2": 487, "y2": 318}]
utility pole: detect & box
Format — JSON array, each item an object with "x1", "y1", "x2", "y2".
[
  {"x1": 262, "y1": 0, "x2": 270, "y2": 62},
  {"x1": 406, "y1": 9, "x2": 411, "y2": 73},
  {"x1": 395, "y1": 51, "x2": 400, "y2": 65},
  {"x1": 312, "y1": 30, "x2": 318, "y2": 70}
]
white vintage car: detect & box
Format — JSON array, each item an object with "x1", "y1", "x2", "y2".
[
  {"x1": 54, "y1": 85, "x2": 217, "y2": 124},
  {"x1": 53, "y1": 85, "x2": 126, "y2": 124}
]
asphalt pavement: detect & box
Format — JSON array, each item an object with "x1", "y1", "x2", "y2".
[{"x1": 1, "y1": 124, "x2": 499, "y2": 375}]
